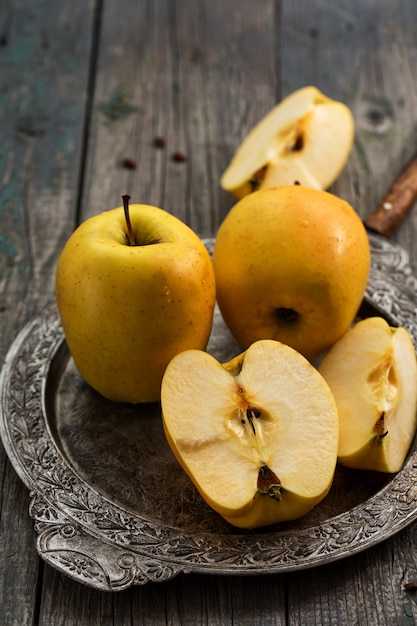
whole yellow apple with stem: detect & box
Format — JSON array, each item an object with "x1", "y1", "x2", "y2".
[
  {"x1": 212, "y1": 185, "x2": 370, "y2": 360},
  {"x1": 55, "y1": 196, "x2": 216, "y2": 403},
  {"x1": 161, "y1": 339, "x2": 339, "y2": 529}
]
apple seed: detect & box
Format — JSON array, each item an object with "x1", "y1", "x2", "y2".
[
  {"x1": 290, "y1": 134, "x2": 304, "y2": 152},
  {"x1": 238, "y1": 406, "x2": 261, "y2": 434},
  {"x1": 122, "y1": 157, "x2": 137, "y2": 170},
  {"x1": 154, "y1": 136, "x2": 166, "y2": 148},
  {"x1": 172, "y1": 151, "x2": 187, "y2": 162},
  {"x1": 245, "y1": 407, "x2": 261, "y2": 434},
  {"x1": 248, "y1": 165, "x2": 267, "y2": 192},
  {"x1": 374, "y1": 411, "x2": 389, "y2": 443}
]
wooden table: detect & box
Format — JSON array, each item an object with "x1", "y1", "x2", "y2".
[{"x1": 2, "y1": 1, "x2": 417, "y2": 623}]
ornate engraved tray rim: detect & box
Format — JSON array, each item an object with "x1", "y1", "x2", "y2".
[{"x1": 1, "y1": 235, "x2": 417, "y2": 592}]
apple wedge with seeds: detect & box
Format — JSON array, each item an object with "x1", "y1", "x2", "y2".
[
  {"x1": 319, "y1": 317, "x2": 417, "y2": 473},
  {"x1": 220, "y1": 86, "x2": 354, "y2": 198},
  {"x1": 161, "y1": 339, "x2": 339, "y2": 529}
]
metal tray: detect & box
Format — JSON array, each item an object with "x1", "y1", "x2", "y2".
[{"x1": 1, "y1": 235, "x2": 417, "y2": 592}]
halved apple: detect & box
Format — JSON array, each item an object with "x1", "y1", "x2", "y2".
[
  {"x1": 220, "y1": 86, "x2": 355, "y2": 198},
  {"x1": 161, "y1": 339, "x2": 339, "y2": 529},
  {"x1": 318, "y1": 317, "x2": 417, "y2": 473}
]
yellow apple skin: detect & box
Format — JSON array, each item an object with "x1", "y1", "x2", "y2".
[
  {"x1": 161, "y1": 340, "x2": 339, "y2": 529},
  {"x1": 55, "y1": 204, "x2": 216, "y2": 403},
  {"x1": 212, "y1": 185, "x2": 370, "y2": 360},
  {"x1": 319, "y1": 317, "x2": 417, "y2": 473}
]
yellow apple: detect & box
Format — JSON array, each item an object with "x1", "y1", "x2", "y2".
[
  {"x1": 55, "y1": 197, "x2": 216, "y2": 403},
  {"x1": 319, "y1": 317, "x2": 417, "y2": 473},
  {"x1": 221, "y1": 86, "x2": 354, "y2": 198},
  {"x1": 212, "y1": 185, "x2": 370, "y2": 360},
  {"x1": 161, "y1": 339, "x2": 339, "y2": 529}
]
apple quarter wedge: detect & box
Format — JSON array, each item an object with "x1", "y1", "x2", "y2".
[
  {"x1": 319, "y1": 317, "x2": 417, "y2": 473},
  {"x1": 161, "y1": 339, "x2": 339, "y2": 529},
  {"x1": 220, "y1": 86, "x2": 354, "y2": 198}
]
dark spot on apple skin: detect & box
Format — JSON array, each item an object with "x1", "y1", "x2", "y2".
[{"x1": 274, "y1": 307, "x2": 300, "y2": 324}]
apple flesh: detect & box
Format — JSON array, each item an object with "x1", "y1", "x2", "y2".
[
  {"x1": 55, "y1": 202, "x2": 216, "y2": 404},
  {"x1": 161, "y1": 339, "x2": 339, "y2": 529},
  {"x1": 212, "y1": 185, "x2": 371, "y2": 360},
  {"x1": 220, "y1": 86, "x2": 354, "y2": 198},
  {"x1": 318, "y1": 317, "x2": 417, "y2": 473}
]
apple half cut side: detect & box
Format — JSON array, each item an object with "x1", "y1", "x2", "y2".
[
  {"x1": 161, "y1": 339, "x2": 339, "y2": 529},
  {"x1": 220, "y1": 86, "x2": 355, "y2": 199},
  {"x1": 318, "y1": 317, "x2": 417, "y2": 473}
]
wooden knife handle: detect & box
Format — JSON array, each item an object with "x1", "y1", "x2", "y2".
[{"x1": 363, "y1": 156, "x2": 417, "y2": 236}]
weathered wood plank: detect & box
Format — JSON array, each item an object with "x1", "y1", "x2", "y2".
[
  {"x1": 79, "y1": 0, "x2": 279, "y2": 236},
  {"x1": 38, "y1": 569, "x2": 287, "y2": 626},
  {"x1": 0, "y1": 0, "x2": 96, "y2": 328},
  {"x1": 3, "y1": 0, "x2": 417, "y2": 624},
  {"x1": 286, "y1": 541, "x2": 417, "y2": 626},
  {"x1": 0, "y1": 1, "x2": 96, "y2": 624},
  {"x1": 0, "y1": 468, "x2": 41, "y2": 626}
]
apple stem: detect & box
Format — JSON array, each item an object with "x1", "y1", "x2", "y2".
[
  {"x1": 266, "y1": 484, "x2": 282, "y2": 501},
  {"x1": 122, "y1": 194, "x2": 136, "y2": 246}
]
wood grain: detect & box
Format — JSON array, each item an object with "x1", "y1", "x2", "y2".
[
  {"x1": 0, "y1": 1, "x2": 96, "y2": 624},
  {"x1": 79, "y1": 0, "x2": 280, "y2": 236},
  {"x1": 2, "y1": 0, "x2": 417, "y2": 624}
]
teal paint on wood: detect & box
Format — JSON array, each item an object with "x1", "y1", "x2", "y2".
[
  {"x1": 9, "y1": 35, "x2": 40, "y2": 66},
  {"x1": 0, "y1": 141, "x2": 23, "y2": 221},
  {"x1": 0, "y1": 234, "x2": 16, "y2": 261},
  {"x1": 0, "y1": 172, "x2": 22, "y2": 219},
  {"x1": 99, "y1": 92, "x2": 138, "y2": 122}
]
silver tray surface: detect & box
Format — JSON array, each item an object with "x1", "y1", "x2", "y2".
[{"x1": 1, "y1": 235, "x2": 417, "y2": 592}]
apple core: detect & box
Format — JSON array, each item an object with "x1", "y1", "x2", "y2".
[
  {"x1": 257, "y1": 465, "x2": 282, "y2": 502},
  {"x1": 161, "y1": 339, "x2": 339, "y2": 528}
]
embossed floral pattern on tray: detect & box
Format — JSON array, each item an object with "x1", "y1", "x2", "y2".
[{"x1": 1, "y1": 235, "x2": 417, "y2": 591}]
